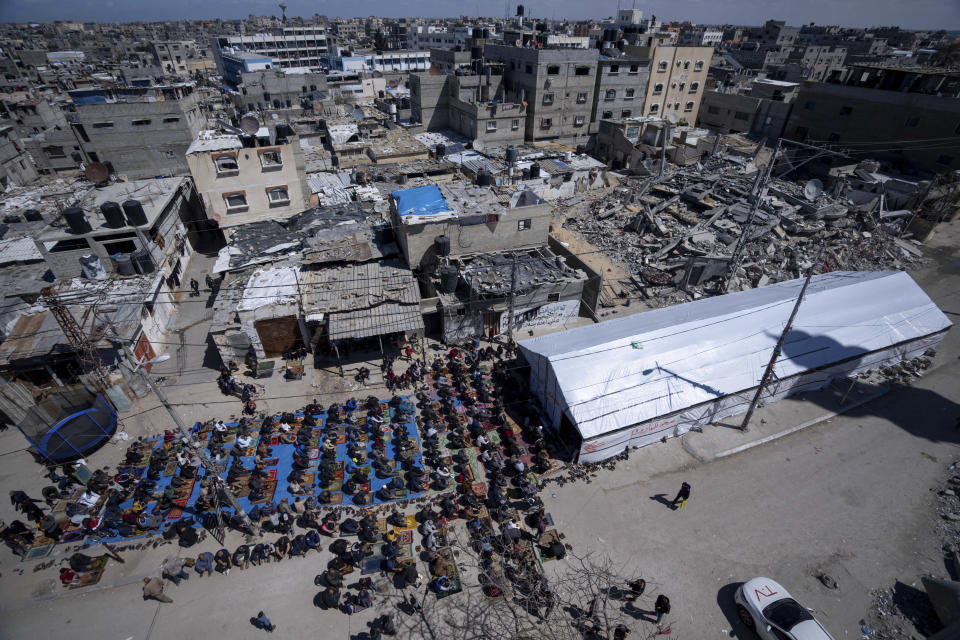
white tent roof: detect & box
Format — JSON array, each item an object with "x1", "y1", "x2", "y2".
[{"x1": 519, "y1": 271, "x2": 951, "y2": 441}]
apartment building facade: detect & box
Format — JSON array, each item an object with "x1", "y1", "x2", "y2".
[
  {"x1": 212, "y1": 26, "x2": 331, "y2": 74},
  {"x1": 69, "y1": 84, "x2": 205, "y2": 179},
  {"x1": 637, "y1": 45, "x2": 711, "y2": 124}
]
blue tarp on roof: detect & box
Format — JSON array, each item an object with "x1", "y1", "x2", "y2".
[{"x1": 391, "y1": 185, "x2": 452, "y2": 217}]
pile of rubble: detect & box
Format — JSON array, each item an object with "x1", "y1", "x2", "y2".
[
  {"x1": 862, "y1": 468, "x2": 960, "y2": 639},
  {"x1": 854, "y1": 352, "x2": 936, "y2": 386},
  {"x1": 562, "y1": 159, "x2": 927, "y2": 308}
]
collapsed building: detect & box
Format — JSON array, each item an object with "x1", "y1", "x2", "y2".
[{"x1": 564, "y1": 151, "x2": 938, "y2": 308}]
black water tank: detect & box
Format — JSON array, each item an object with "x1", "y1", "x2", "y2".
[
  {"x1": 63, "y1": 207, "x2": 92, "y2": 234},
  {"x1": 477, "y1": 171, "x2": 494, "y2": 187},
  {"x1": 435, "y1": 235, "x2": 451, "y2": 257},
  {"x1": 100, "y1": 201, "x2": 125, "y2": 228},
  {"x1": 115, "y1": 254, "x2": 135, "y2": 276},
  {"x1": 505, "y1": 146, "x2": 518, "y2": 165},
  {"x1": 522, "y1": 167, "x2": 531, "y2": 180},
  {"x1": 123, "y1": 199, "x2": 148, "y2": 226},
  {"x1": 23, "y1": 209, "x2": 42, "y2": 222},
  {"x1": 435, "y1": 143, "x2": 446, "y2": 158},
  {"x1": 132, "y1": 248, "x2": 154, "y2": 274},
  {"x1": 529, "y1": 163, "x2": 541, "y2": 178},
  {"x1": 439, "y1": 264, "x2": 458, "y2": 294},
  {"x1": 397, "y1": 173, "x2": 408, "y2": 185},
  {"x1": 3, "y1": 214, "x2": 22, "y2": 224}
]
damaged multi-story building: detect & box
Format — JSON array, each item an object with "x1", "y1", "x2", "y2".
[{"x1": 389, "y1": 182, "x2": 597, "y2": 341}]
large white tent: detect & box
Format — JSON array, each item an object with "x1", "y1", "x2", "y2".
[{"x1": 518, "y1": 271, "x2": 951, "y2": 462}]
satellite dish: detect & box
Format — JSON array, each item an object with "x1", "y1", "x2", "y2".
[
  {"x1": 472, "y1": 139, "x2": 485, "y2": 152},
  {"x1": 804, "y1": 178, "x2": 824, "y2": 201},
  {"x1": 239, "y1": 114, "x2": 260, "y2": 135},
  {"x1": 666, "y1": 113, "x2": 679, "y2": 124},
  {"x1": 352, "y1": 106, "x2": 365, "y2": 121},
  {"x1": 84, "y1": 162, "x2": 109, "y2": 184}
]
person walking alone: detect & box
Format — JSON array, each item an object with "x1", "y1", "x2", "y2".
[
  {"x1": 654, "y1": 594, "x2": 671, "y2": 627},
  {"x1": 670, "y1": 482, "x2": 690, "y2": 510},
  {"x1": 189, "y1": 278, "x2": 200, "y2": 297}
]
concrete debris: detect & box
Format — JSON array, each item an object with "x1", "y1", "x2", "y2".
[{"x1": 561, "y1": 155, "x2": 929, "y2": 308}]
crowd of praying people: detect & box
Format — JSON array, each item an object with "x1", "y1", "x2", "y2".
[{"x1": 3, "y1": 333, "x2": 570, "y2": 633}]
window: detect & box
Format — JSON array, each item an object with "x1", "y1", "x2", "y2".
[
  {"x1": 542, "y1": 93, "x2": 554, "y2": 105},
  {"x1": 546, "y1": 65, "x2": 560, "y2": 75},
  {"x1": 679, "y1": 83, "x2": 685, "y2": 91},
  {"x1": 694, "y1": 60, "x2": 704, "y2": 71},
  {"x1": 608, "y1": 64, "x2": 619, "y2": 74},
  {"x1": 163, "y1": 117, "x2": 180, "y2": 123},
  {"x1": 804, "y1": 101, "x2": 815, "y2": 110},
  {"x1": 936, "y1": 154, "x2": 953, "y2": 166},
  {"x1": 44, "y1": 145, "x2": 66, "y2": 158},
  {"x1": 92, "y1": 121, "x2": 114, "y2": 128},
  {"x1": 486, "y1": 120, "x2": 497, "y2": 131},
  {"x1": 575, "y1": 66, "x2": 590, "y2": 76},
  {"x1": 548, "y1": 292, "x2": 561, "y2": 302},
  {"x1": 540, "y1": 118, "x2": 552, "y2": 129},
  {"x1": 625, "y1": 88, "x2": 635, "y2": 100},
  {"x1": 574, "y1": 115, "x2": 585, "y2": 126},
  {"x1": 685, "y1": 102, "x2": 695, "y2": 113},
  {"x1": 602, "y1": 110, "x2": 613, "y2": 118},
  {"x1": 511, "y1": 119, "x2": 520, "y2": 130},
  {"x1": 267, "y1": 186, "x2": 290, "y2": 204},
  {"x1": 605, "y1": 89, "x2": 616, "y2": 101},
  {"x1": 629, "y1": 63, "x2": 639, "y2": 74},
  {"x1": 132, "y1": 119, "x2": 152, "y2": 126},
  {"x1": 223, "y1": 191, "x2": 247, "y2": 210},
  {"x1": 259, "y1": 149, "x2": 282, "y2": 169},
  {"x1": 164, "y1": 151, "x2": 175, "y2": 159},
  {"x1": 683, "y1": 60, "x2": 690, "y2": 69},
  {"x1": 649, "y1": 104, "x2": 660, "y2": 114},
  {"x1": 621, "y1": 110, "x2": 632, "y2": 118},
  {"x1": 526, "y1": 64, "x2": 532, "y2": 74},
  {"x1": 905, "y1": 115, "x2": 920, "y2": 127},
  {"x1": 734, "y1": 110, "x2": 750, "y2": 120},
  {"x1": 653, "y1": 83, "x2": 664, "y2": 95},
  {"x1": 214, "y1": 154, "x2": 238, "y2": 174},
  {"x1": 708, "y1": 105, "x2": 721, "y2": 115},
  {"x1": 657, "y1": 61, "x2": 668, "y2": 72},
  {"x1": 576, "y1": 92, "x2": 588, "y2": 103},
  {"x1": 518, "y1": 219, "x2": 531, "y2": 231},
  {"x1": 689, "y1": 81, "x2": 699, "y2": 93}
]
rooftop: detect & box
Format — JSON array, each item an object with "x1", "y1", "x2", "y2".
[
  {"x1": 186, "y1": 130, "x2": 244, "y2": 155},
  {"x1": 38, "y1": 177, "x2": 188, "y2": 242}
]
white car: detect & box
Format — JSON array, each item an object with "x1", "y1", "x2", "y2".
[{"x1": 734, "y1": 577, "x2": 835, "y2": 640}]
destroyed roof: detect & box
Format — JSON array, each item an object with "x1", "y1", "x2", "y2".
[
  {"x1": 519, "y1": 271, "x2": 951, "y2": 441},
  {"x1": 461, "y1": 250, "x2": 583, "y2": 297},
  {"x1": 0, "y1": 276, "x2": 155, "y2": 363},
  {"x1": 213, "y1": 203, "x2": 396, "y2": 273}
]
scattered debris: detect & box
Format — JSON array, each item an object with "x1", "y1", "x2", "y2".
[{"x1": 560, "y1": 155, "x2": 929, "y2": 308}]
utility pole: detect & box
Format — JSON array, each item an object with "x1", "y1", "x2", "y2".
[
  {"x1": 722, "y1": 139, "x2": 781, "y2": 293},
  {"x1": 117, "y1": 341, "x2": 258, "y2": 536},
  {"x1": 740, "y1": 263, "x2": 816, "y2": 431},
  {"x1": 506, "y1": 252, "x2": 518, "y2": 341}
]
